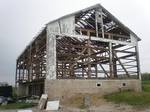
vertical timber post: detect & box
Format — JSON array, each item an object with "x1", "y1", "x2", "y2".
[
  {"x1": 109, "y1": 42, "x2": 114, "y2": 78},
  {"x1": 18, "y1": 61, "x2": 21, "y2": 82},
  {"x1": 112, "y1": 49, "x2": 117, "y2": 78},
  {"x1": 29, "y1": 45, "x2": 32, "y2": 82},
  {"x1": 15, "y1": 61, "x2": 18, "y2": 87},
  {"x1": 95, "y1": 10, "x2": 99, "y2": 37},
  {"x1": 82, "y1": 59, "x2": 84, "y2": 78},
  {"x1": 135, "y1": 43, "x2": 141, "y2": 80},
  {"x1": 113, "y1": 58, "x2": 117, "y2": 78},
  {"x1": 99, "y1": 8, "x2": 104, "y2": 38},
  {"x1": 22, "y1": 55, "x2": 25, "y2": 81},
  {"x1": 87, "y1": 35, "x2": 91, "y2": 78}
]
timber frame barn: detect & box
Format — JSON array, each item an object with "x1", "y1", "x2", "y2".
[{"x1": 15, "y1": 4, "x2": 142, "y2": 97}]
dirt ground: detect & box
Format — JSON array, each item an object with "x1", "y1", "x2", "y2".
[
  {"x1": 60, "y1": 98, "x2": 150, "y2": 112},
  {"x1": 61, "y1": 103, "x2": 150, "y2": 112},
  {"x1": 1, "y1": 98, "x2": 150, "y2": 112},
  {"x1": 1, "y1": 104, "x2": 150, "y2": 112}
]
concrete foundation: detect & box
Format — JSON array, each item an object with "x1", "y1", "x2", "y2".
[
  {"x1": 18, "y1": 84, "x2": 29, "y2": 96},
  {"x1": 45, "y1": 79, "x2": 141, "y2": 99},
  {"x1": 18, "y1": 82, "x2": 44, "y2": 97}
]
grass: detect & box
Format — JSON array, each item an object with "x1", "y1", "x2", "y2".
[
  {"x1": 142, "y1": 80, "x2": 150, "y2": 92},
  {"x1": 104, "y1": 80, "x2": 150, "y2": 107},
  {"x1": 104, "y1": 91, "x2": 150, "y2": 106},
  {"x1": 0, "y1": 102, "x2": 36, "y2": 110}
]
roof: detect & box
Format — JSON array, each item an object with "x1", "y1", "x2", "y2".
[
  {"x1": 46, "y1": 4, "x2": 141, "y2": 41},
  {"x1": 17, "y1": 4, "x2": 141, "y2": 59}
]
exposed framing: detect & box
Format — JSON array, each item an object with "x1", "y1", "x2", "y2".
[{"x1": 15, "y1": 4, "x2": 141, "y2": 96}]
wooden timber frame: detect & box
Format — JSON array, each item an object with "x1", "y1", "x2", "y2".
[
  {"x1": 15, "y1": 28, "x2": 46, "y2": 96},
  {"x1": 55, "y1": 33, "x2": 140, "y2": 79},
  {"x1": 15, "y1": 4, "x2": 141, "y2": 96},
  {"x1": 54, "y1": 4, "x2": 141, "y2": 79}
]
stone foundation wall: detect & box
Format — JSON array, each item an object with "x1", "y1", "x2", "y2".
[
  {"x1": 45, "y1": 79, "x2": 141, "y2": 99},
  {"x1": 18, "y1": 84, "x2": 29, "y2": 96},
  {"x1": 18, "y1": 82, "x2": 44, "y2": 97}
]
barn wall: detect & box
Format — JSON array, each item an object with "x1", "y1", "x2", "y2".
[
  {"x1": 130, "y1": 34, "x2": 138, "y2": 44},
  {"x1": 18, "y1": 82, "x2": 44, "y2": 97},
  {"x1": 17, "y1": 84, "x2": 29, "y2": 96},
  {"x1": 45, "y1": 79, "x2": 141, "y2": 99},
  {"x1": 46, "y1": 16, "x2": 75, "y2": 80},
  {"x1": 47, "y1": 15, "x2": 75, "y2": 34}
]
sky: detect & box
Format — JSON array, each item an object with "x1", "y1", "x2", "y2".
[{"x1": 0, "y1": 0, "x2": 150, "y2": 85}]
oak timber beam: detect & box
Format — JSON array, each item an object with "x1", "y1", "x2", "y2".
[
  {"x1": 54, "y1": 33, "x2": 135, "y2": 46},
  {"x1": 113, "y1": 51, "x2": 130, "y2": 77},
  {"x1": 135, "y1": 44, "x2": 141, "y2": 80}
]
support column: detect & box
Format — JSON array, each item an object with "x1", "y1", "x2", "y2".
[
  {"x1": 22, "y1": 55, "x2": 25, "y2": 81},
  {"x1": 46, "y1": 33, "x2": 56, "y2": 80},
  {"x1": 18, "y1": 61, "x2": 21, "y2": 81},
  {"x1": 82, "y1": 59, "x2": 84, "y2": 78},
  {"x1": 95, "y1": 64, "x2": 98, "y2": 78},
  {"x1": 112, "y1": 46, "x2": 117, "y2": 78},
  {"x1": 95, "y1": 10, "x2": 99, "y2": 37},
  {"x1": 135, "y1": 43, "x2": 141, "y2": 80},
  {"x1": 87, "y1": 36, "x2": 91, "y2": 78},
  {"x1": 109, "y1": 42, "x2": 114, "y2": 78},
  {"x1": 113, "y1": 58, "x2": 117, "y2": 78},
  {"x1": 99, "y1": 8, "x2": 104, "y2": 38},
  {"x1": 29, "y1": 45, "x2": 32, "y2": 81},
  {"x1": 15, "y1": 61, "x2": 18, "y2": 87}
]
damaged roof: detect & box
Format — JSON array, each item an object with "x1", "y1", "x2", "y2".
[{"x1": 47, "y1": 4, "x2": 141, "y2": 41}]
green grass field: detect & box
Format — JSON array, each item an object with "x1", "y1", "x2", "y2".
[
  {"x1": 0, "y1": 102, "x2": 36, "y2": 110},
  {"x1": 142, "y1": 80, "x2": 150, "y2": 92},
  {"x1": 104, "y1": 80, "x2": 150, "y2": 107}
]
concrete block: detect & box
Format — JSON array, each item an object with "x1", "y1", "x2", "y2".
[
  {"x1": 46, "y1": 100, "x2": 59, "y2": 111},
  {"x1": 38, "y1": 94, "x2": 48, "y2": 110},
  {"x1": 18, "y1": 110, "x2": 32, "y2": 112}
]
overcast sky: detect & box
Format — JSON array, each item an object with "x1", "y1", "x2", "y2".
[{"x1": 0, "y1": 0, "x2": 150, "y2": 85}]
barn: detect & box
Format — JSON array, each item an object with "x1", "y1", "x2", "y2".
[{"x1": 15, "y1": 4, "x2": 141, "y2": 98}]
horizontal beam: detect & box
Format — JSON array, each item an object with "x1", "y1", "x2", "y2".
[{"x1": 51, "y1": 33, "x2": 136, "y2": 46}]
